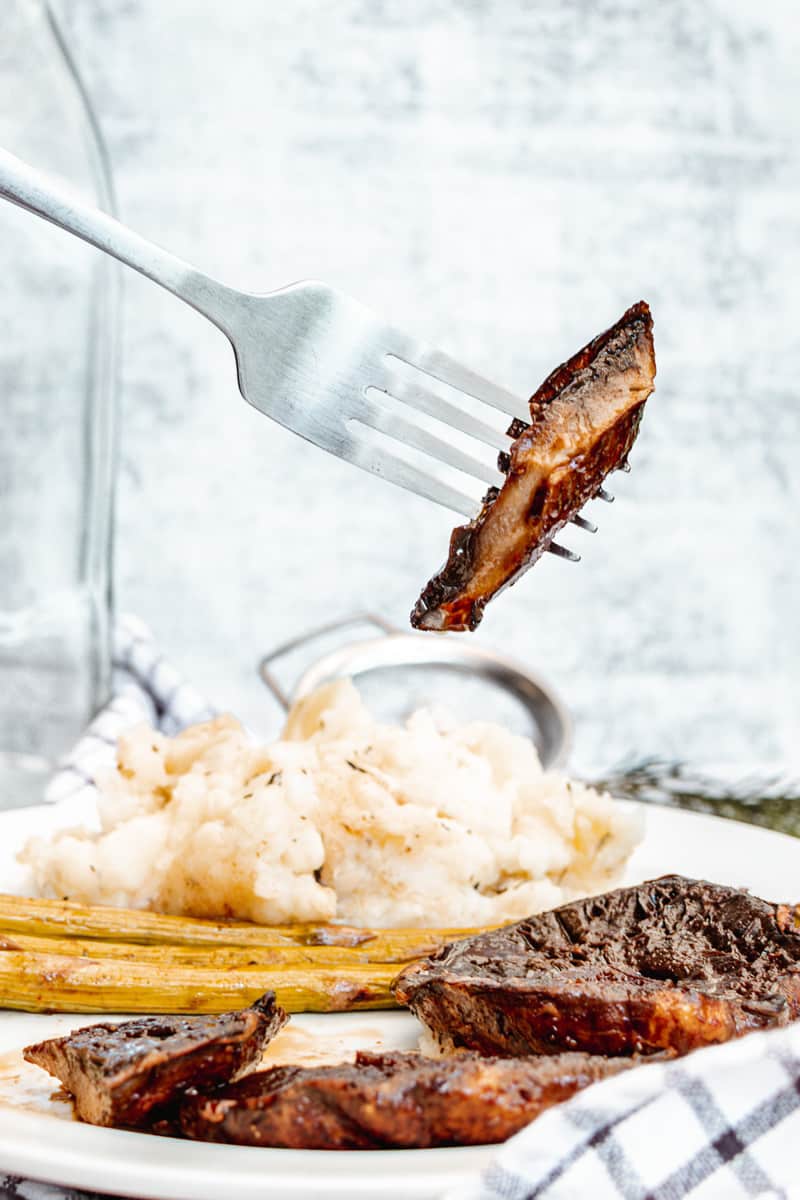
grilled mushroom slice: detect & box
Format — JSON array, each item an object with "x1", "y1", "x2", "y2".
[
  {"x1": 411, "y1": 301, "x2": 656, "y2": 632},
  {"x1": 394, "y1": 876, "x2": 800, "y2": 1058},
  {"x1": 179, "y1": 1048, "x2": 632, "y2": 1149},
  {"x1": 23, "y1": 992, "x2": 287, "y2": 1128}
]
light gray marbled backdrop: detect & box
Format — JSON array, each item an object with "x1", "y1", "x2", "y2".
[{"x1": 47, "y1": 1, "x2": 800, "y2": 771}]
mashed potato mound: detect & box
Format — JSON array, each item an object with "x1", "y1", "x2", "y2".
[{"x1": 22, "y1": 681, "x2": 642, "y2": 928}]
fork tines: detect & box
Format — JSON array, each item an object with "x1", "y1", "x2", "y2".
[{"x1": 350, "y1": 332, "x2": 629, "y2": 562}]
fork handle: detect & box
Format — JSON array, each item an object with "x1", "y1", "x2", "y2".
[{"x1": 0, "y1": 145, "x2": 238, "y2": 334}]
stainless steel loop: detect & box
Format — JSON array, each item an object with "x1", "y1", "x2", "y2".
[
  {"x1": 257, "y1": 613, "x2": 572, "y2": 768},
  {"x1": 258, "y1": 613, "x2": 398, "y2": 710}
]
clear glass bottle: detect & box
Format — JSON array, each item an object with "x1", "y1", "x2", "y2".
[{"x1": 0, "y1": 1, "x2": 118, "y2": 807}]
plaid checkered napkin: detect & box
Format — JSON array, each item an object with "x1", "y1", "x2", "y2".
[
  {"x1": 43, "y1": 613, "x2": 216, "y2": 814},
  {"x1": 446, "y1": 1024, "x2": 800, "y2": 1200}
]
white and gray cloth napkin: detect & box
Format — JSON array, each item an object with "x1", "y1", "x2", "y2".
[
  {"x1": 4, "y1": 618, "x2": 800, "y2": 1200},
  {"x1": 43, "y1": 613, "x2": 217, "y2": 813},
  {"x1": 445, "y1": 1025, "x2": 800, "y2": 1200}
]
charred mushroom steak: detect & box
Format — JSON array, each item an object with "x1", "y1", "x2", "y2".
[
  {"x1": 179, "y1": 1048, "x2": 633, "y2": 1149},
  {"x1": 393, "y1": 875, "x2": 800, "y2": 1057},
  {"x1": 412, "y1": 301, "x2": 656, "y2": 631},
  {"x1": 23, "y1": 992, "x2": 287, "y2": 1128}
]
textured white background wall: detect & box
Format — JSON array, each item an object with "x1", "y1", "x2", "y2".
[{"x1": 38, "y1": 1, "x2": 800, "y2": 770}]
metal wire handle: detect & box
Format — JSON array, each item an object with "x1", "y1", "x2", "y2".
[{"x1": 258, "y1": 613, "x2": 399, "y2": 710}]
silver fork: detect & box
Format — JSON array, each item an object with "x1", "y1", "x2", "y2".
[{"x1": 0, "y1": 146, "x2": 614, "y2": 559}]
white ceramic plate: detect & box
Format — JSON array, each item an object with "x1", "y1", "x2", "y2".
[{"x1": 0, "y1": 802, "x2": 798, "y2": 1199}]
